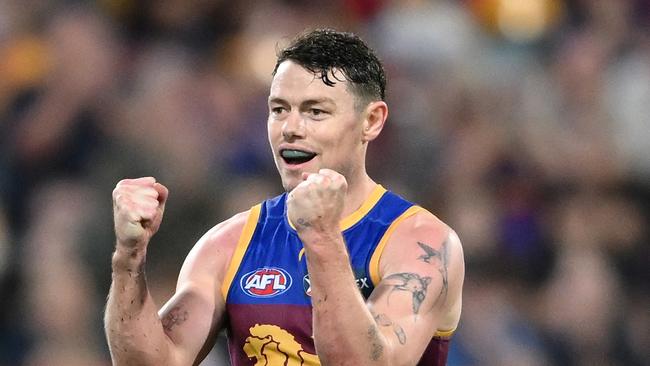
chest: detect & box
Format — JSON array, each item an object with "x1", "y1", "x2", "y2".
[{"x1": 228, "y1": 216, "x2": 380, "y2": 306}]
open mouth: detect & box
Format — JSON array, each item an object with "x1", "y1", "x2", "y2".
[{"x1": 280, "y1": 149, "x2": 317, "y2": 165}]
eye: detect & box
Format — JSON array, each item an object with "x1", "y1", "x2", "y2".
[
  {"x1": 271, "y1": 106, "x2": 286, "y2": 115},
  {"x1": 308, "y1": 108, "x2": 329, "y2": 118}
]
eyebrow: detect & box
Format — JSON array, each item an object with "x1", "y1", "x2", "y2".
[{"x1": 268, "y1": 97, "x2": 336, "y2": 106}]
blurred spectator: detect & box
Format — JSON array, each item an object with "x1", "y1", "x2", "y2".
[
  {"x1": 1, "y1": 4, "x2": 119, "y2": 235},
  {"x1": 21, "y1": 181, "x2": 105, "y2": 366}
]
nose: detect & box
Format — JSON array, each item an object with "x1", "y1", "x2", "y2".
[{"x1": 281, "y1": 111, "x2": 305, "y2": 140}]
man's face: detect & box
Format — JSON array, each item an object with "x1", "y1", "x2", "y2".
[{"x1": 268, "y1": 61, "x2": 366, "y2": 192}]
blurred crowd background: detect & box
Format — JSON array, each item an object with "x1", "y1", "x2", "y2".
[{"x1": 0, "y1": 0, "x2": 648, "y2": 365}]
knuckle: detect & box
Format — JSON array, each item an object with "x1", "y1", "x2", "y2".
[
  {"x1": 305, "y1": 181, "x2": 316, "y2": 190},
  {"x1": 116, "y1": 193, "x2": 133, "y2": 207},
  {"x1": 143, "y1": 186, "x2": 157, "y2": 194},
  {"x1": 113, "y1": 193, "x2": 123, "y2": 206},
  {"x1": 112, "y1": 185, "x2": 125, "y2": 198},
  {"x1": 116, "y1": 179, "x2": 133, "y2": 188}
]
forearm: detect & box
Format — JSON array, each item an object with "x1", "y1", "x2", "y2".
[
  {"x1": 104, "y1": 246, "x2": 175, "y2": 366},
  {"x1": 304, "y1": 233, "x2": 392, "y2": 366}
]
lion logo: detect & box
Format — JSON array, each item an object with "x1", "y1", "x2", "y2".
[{"x1": 243, "y1": 324, "x2": 320, "y2": 366}]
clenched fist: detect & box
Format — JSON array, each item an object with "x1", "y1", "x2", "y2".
[
  {"x1": 112, "y1": 177, "x2": 168, "y2": 248},
  {"x1": 287, "y1": 169, "x2": 347, "y2": 235}
]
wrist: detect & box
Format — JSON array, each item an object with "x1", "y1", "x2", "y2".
[
  {"x1": 300, "y1": 230, "x2": 350, "y2": 263},
  {"x1": 111, "y1": 244, "x2": 147, "y2": 273},
  {"x1": 297, "y1": 227, "x2": 342, "y2": 245}
]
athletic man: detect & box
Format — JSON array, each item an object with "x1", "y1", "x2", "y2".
[{"x1": 106, "y1": 29, "x2": 464, "y2": 366}]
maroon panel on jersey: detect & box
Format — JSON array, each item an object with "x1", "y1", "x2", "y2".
[
  {"x1": 226, "y1": 303, "x2": 317, "y2": 365},
  {"x1": 418, "y1": 335, "x2": 451, "y2": 366}
]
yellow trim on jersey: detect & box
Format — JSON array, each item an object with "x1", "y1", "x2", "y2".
[
  {"x1": 340, "y1": 184, "x2": 387, "y2": 230},
  {"x1": 221, "y1": 204, "x2": 262, "y2": 301},
  {"x1": 287, "y1": 184, "x2": 387, "y2": 231},
  {"x1": 368, "y1": 205, "x2": 424, "y2": 286},
  {"x1": 298, "y1": 247, "x2": 306, "y2": 261},
  {"x1": 434, "y1": 328, "x2": 456, "y2": 337}
]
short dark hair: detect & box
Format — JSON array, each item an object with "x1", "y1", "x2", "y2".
[{"x1": 273, "y1": 29, "x2": 386, "y2": 107}]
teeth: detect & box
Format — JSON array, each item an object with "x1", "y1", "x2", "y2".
[{"x1": 281, "y1": 149, "x2": 314, "y2": 158}]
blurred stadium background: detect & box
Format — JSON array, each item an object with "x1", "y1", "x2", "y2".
[{"x1": 0, "y1": 0, "x2": 648, "y2": 365}]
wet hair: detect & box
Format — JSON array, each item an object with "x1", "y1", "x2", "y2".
[{"x1": 273, "y1": 29, "x2": 386, "y2": 107}]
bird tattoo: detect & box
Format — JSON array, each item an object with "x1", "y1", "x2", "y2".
[
  {"x1": 384, "y1": 272, "x2": 432, "y2": 315},
  {"x1": 417, "y1": 240, "x2": 450, "y2": 298},
  {"x1": 417, "y1": 241, "x2": 442, "y2": 263}
]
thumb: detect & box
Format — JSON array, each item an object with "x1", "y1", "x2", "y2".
[{"x1": 153, "y1": 182, "x2": 169, "y2": 213}]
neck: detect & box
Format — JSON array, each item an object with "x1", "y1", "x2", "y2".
[{"x1": 341, "y1": 171, "x2": 377, "y2": 219}]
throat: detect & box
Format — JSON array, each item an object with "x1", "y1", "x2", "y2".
[{"x1": 339, "y1": 177, "x2": 381, "y2": 222}]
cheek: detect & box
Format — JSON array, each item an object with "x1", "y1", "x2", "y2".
[
  {"x1": 319, "y1": 130, "x2": 360, "y2": 161},
  {"x1": 267, "y1": 119, "x2": 276, "y2": 134},
  {"x1": 332, "y1": 126, "x2": 362, "y2": 149},
  {"x1": 267, "y1": 121, "x2": 280, "y2": 143}
]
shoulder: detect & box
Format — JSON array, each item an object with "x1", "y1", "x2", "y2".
[
  {"x1": 394, "y1": 208, "x2": 450, "y2": 243},
  {"x1": 385, "y1": 207, "x2": 461, "y2": 256},
  {"x1": 177, "y1": 206, "x2": 260, "y2": 285},
  {"x1": 380, "y1": 207, "x2": 464, "y2": 292},
  {"x1": 200, "y1": 208, "x2": 257, "y2": 254},
  {"x1": 380, "y1": 207, "x2": 464, "y2": 324}
]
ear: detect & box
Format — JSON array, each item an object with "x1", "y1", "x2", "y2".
[{"x1": 361, "y1": 101, "x2": 388, "y2": 143}]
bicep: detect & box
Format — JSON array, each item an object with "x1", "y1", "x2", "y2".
[
  {"x1": 367, "y1": 218, "x2": 464, "y2": 365},
  {"x1": 158, "y1": 215, "x2": 245, "y2": 365},
  {"x1": 158, "y1": 280, "x2": 225, "y2": 365}
]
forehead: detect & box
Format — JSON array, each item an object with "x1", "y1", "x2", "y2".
[{"x1": 269, "y1": 61, "x2": 353, "y2": 103}]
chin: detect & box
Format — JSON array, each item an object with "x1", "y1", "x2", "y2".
[
  {"x1": 279, "y1": 174, "x2": 300, "y2": 192},
  {"x1": 278, "y1": 167, "x2": 310, "y2": 192}
]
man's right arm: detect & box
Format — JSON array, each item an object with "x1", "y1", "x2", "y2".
[{"x1": 105, "y1": 177, "x2": 247, "y2": 365}]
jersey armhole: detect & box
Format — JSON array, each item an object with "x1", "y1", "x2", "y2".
[
  {"x1": 220, "y1": 204, "x2": 262, "y2": 301},
  {"x1": 368, "y1": 205, "x2": 424, "y2": 286},
  {"x1": 434, "y1": 328, "x2": 456, "y2": 338}
]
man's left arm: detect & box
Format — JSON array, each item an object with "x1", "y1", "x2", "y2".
[
  {"x1": 290, "y1": 171, "x2": 464, "y2": 366},
  {"x1": 366, "y1": 212, "x2": 464, "y2": 365}
]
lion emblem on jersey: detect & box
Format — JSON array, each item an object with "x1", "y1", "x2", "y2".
[{"x1": 243, "y1": 324, "x2": 320, "y2": 365}]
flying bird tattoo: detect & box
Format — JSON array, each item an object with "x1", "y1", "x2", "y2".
[
  {"x1": 417, "y1": 240, "x2": 450, "y2": 298},
  {"x1": 384, "y1": 272, "x2": 432, "y2": 315},
  {"x1": 417, "y1": 242, "x2": 442, "y2": 263}
]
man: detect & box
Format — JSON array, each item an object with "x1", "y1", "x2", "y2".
[{"x1": 106, "y1": 29, "x2": 464, "y2": 366}]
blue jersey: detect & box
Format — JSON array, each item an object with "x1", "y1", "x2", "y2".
[{"x1": 221, "y1": 185, "x2": 452, "y2": 365}]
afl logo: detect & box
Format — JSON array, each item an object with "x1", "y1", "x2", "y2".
[{"x1": 241, "y1": 267, "x2": 292, "y2": 298}]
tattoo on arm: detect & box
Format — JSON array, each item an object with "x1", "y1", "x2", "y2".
[
  {"x1": 374, "y1": 313, "x2": 407, "y2": 345},
  {"x1": 417, "y1": 238, "x2": 450, "y2": 298},
  {"x1": 296, "y1": 218, "x2": 311, "y2": 228},
  {"x1": 161, "y1": 306, "x2": 189, "y2": 332},
  {"x1": 383, "y1": 273, "x2": 432, "y2": 315}
]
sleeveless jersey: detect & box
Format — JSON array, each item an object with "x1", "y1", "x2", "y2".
[{"x1": 221, "y1": 185, "x2": 453, "y2": 365}]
